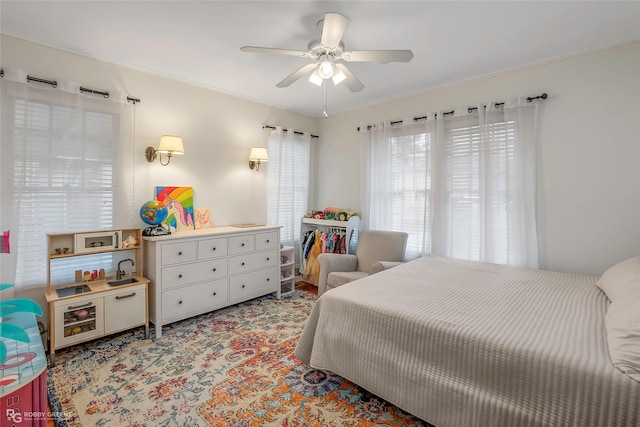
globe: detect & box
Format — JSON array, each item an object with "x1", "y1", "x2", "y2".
[{"x1": 140, "y1": 200, "x2": 168, "y2": 226}]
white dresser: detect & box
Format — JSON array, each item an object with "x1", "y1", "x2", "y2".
[{"x1": 143, "y1": 225, "x2": 281, "y2": 338}]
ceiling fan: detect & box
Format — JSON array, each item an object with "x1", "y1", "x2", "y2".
[{"x1": 240, "y1": 12, "x2": 413, "y2": 92}]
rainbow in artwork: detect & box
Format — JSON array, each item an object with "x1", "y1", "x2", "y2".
[{"x1": 155, "y1": 186, "x2": 195, "y2": 232}]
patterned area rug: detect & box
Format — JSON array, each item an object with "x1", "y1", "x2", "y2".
[{"x1": 48, "y1": 290, "x2": 430, "y2": 426}]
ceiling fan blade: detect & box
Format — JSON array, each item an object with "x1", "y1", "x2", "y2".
[
  {"x1": 334, "y1": 63, "x2": 364, "y2": 92},
  {"x1": 320, "y1": 12, "x2": 349, "y2": 49},
  {"x1": 276, "y1": 63, "x2": 319, "y2": 88},
  {"x1": 343, "y1": 50, "x2": 414, "y2": 63},
  {"x1": 240, "y1": 46, "x2": 309, "y2": 58}
]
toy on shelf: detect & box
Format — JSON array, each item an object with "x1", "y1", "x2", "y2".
[{"x1": 304, "y1": 207, "x2": 359, "y2": 221}]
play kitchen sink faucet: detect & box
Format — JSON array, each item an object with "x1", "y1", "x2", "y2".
[{"x1": 117, "y1": 258, "x2": 135, "y2": 279}]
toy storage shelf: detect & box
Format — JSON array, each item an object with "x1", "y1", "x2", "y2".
[
  {"x1": 280, "y1": 246, "x2": 296, "y2": 297},
  {"x1": 299, "y1": 216, "x2": 360, "y2": 286}
]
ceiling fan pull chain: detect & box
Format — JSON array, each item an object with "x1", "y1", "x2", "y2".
[{"x1": 323, "y1": 80, "x2": 328, "y2": 118}]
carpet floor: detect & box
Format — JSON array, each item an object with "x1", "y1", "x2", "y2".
[{"x1": 47, "y1": 289, "x2": 430, "y2": 426}]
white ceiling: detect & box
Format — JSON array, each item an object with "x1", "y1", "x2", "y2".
[{"x1": 1, "y1": 1, "x2": 639, "y2": 117}]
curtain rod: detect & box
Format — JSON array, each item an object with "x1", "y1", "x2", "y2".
[
  {"x1": 263, "y1": 124, "x2": 319, "y2": 139},
  {"x1": 358, "y1": 92, "x2": 548, "y2": 131},
  {"x1": 0, "y1": 69, "x2": 141, "y2": 104}
]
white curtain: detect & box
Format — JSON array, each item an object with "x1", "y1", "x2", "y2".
[
  {"x1": 431, "y1": 99, "x2": 539, "y2": 267},
  {"x1": 0, "y1": 69, "x2": 135, "y2": 290},
  {"x1": 362, "y1": 98, "x2": 540, "y2": 268},
  {"x1": 361, "y1": 117, "x2": 435, "y2": 260},
  {"x1": 266, "y1": 127, "x2": 311, "y2": 250}
]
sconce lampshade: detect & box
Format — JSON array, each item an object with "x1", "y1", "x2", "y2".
[
  {"x1": 157, "y1": 135, "x2": 184, "y2": 155},
  {"x1": 146, "y1": 135, "x2": 184, "y2": 166},
  {"x1": 248, "y1": 147, "x2": 269, "y2": 171},
  {"x1": 249, "y1": 147, "x2": 269, "y2": 162}
]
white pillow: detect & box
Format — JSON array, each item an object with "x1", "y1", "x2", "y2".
[
  {"x1": 597, "y1": 256, "x2": 640, "y2": 301},
  {"x1": 597, "y1": 256, "x2": 640, "y2": 382},
  {"x1": 605, "y1": 299, "x2": 640, "y2": 382}
]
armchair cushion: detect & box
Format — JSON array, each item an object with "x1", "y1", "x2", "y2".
[{"x1": 327, "y1": 271, "x2": 369, "y2": 288}]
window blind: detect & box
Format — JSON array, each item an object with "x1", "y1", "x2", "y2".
[
  {"x1": 266, "y1": 130, "x2": 310, "y2": 247},
  {"x1": 389, "y1": 131, "x2": 432, "y2": 257},
  {"x1": 8, "y1": 97, "x2": 123, "y2": 287},
  {"x1": 442, "y1": 119, "x2": 516, "y2": 264}
]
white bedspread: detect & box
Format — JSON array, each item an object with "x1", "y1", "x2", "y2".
[{"x1": 295, "y1": 256, "x2": 640, "y2": 427}]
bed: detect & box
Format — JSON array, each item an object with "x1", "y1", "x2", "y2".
[{"x1": 295, "y1": 256, "x2": 640, "y2": 427}]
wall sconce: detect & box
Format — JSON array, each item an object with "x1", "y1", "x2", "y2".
[
  {"x1": 248, "y1": 147, "x2": 269, "y2": 171},
  {"x1": 146, "y1": 135, "x2": 184, "y2": 166}
]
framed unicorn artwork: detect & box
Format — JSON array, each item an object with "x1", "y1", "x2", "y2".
[{"x1": 155, "y1": 186, "x2": 195, "y2": 232}]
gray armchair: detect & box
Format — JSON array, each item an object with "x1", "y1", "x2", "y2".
[{"x1": 317, "y1": 230, "x2": 409, "y2": 295}]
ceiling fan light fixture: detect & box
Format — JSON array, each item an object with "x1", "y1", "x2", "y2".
[
  {"x1": 331, "y1": 64, "x2": 346, "y2": 85},
  {"x1": 309, "y1": 68, "x2": 323, "y2": 86},
  {"x1": 318, "y1": 59, "x2": 334, "y2": 79}
]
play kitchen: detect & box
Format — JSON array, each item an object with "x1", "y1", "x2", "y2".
[{"x1": 44, "y1": 228, "x2": 149, "y2": 365}]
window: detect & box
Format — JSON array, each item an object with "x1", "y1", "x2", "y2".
[
  {"x1": 266, "y1": 129, "x2": 311, "y2": 248},
  {"x1": 1, "y1": 79, "x2": 134, "y2": 289},
  {"x1": 441, "y1": 120, "x2": 516, "y2": 264},
  {"x1": 389, "y1": 130, "x2": 431, "y2": 257},
  {"x1": 364, "y1": 101, "x2": 539, "y2": 267}
]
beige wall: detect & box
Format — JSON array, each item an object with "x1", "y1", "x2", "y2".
[
  {"x1": 317, "y1": 41, "x2": 640, "y2": 276},
  {"x1": 2, "y1": 34, "x2": 638, "y2": 279},
  {"x1": 1, "y1": 34, "x2": 320, "y2": 228},
  {"x1": 1, "y1": 34, "x2": 320, "y2": 309}
]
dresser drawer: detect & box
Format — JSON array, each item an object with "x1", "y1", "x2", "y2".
[
  {"x1": 229, "y1": 249, "x2": 278, "y2": 274},
  {"x1": 162, "y1": 241, "x2": 197, "y2": 265},
  {"x1": 229, "y1": 267, "x2": 279, "y2": 301},
  {"x1": 229, "y1": 235, "x2": 255, "y2": 254},
  {"x1": 198, "y1": 237, "x2": 228, "y2": 259},
  {"x1": 161, "y1": 259, "x2": 228, "y2": 289},
  {"x1": 162, "y1": 279, "x2": 228, "y2": 321},
  {"x1": 255, "y1": 231, "x2": 279, "y2": 250}
]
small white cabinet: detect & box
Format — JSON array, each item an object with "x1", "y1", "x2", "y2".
[{"x1": 144, "y1": 225, "x2": 282, "y2": 338}]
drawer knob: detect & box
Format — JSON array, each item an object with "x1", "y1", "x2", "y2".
[
  {"x1": 212, "y1": 247, "x2": 216, "y2": 251},
  {"x1": 213, "y1": 292, "x2": 217, "y2": 296},
  {"x1": 242, "y1": 284, "x2": 245, "y2": 288},
  {"x1": 178, "y1": 251, "x2": 183, "y2": 256},
  {"x1": 178, "y1": 274, "x2": 183, "y2": 278},
  {"x1": 178, "y1": 300, "x2": 183, "y2": 304},
  {"x1": 266, "y1": 239, "x2": 270, "y2": 243},
  {"x1": 266, "y1": 278, "x2": 270, "y2": 282},
  {"x1": 212, "y1": 268, "x2": 217, "y2": 272},
  {"x1": 241, "y1": 262, "x2": 245, "y2": 266},
  {"x1": 266, "y1": 257, "x2": 270, "y2": 261},
  {"x1": 241, "y1": 243, "x2": 245, "y2": 247}
]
